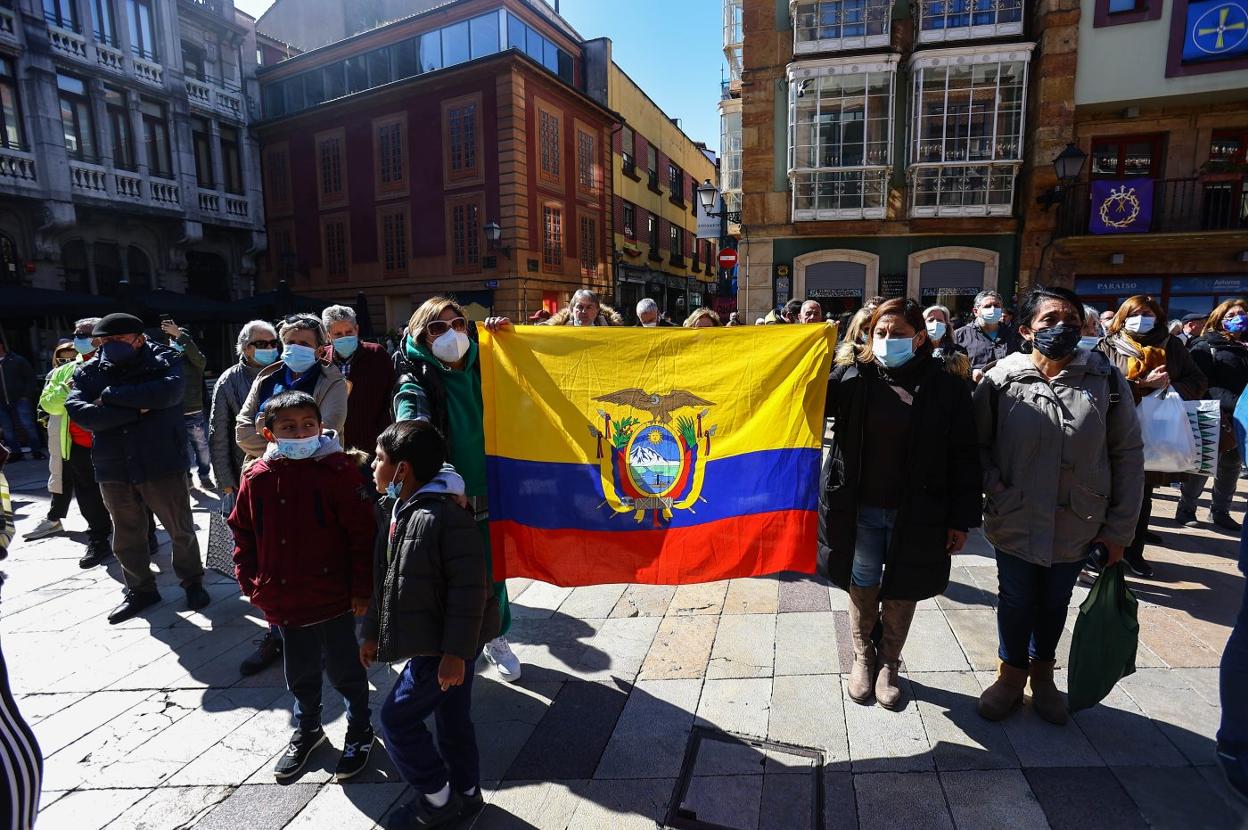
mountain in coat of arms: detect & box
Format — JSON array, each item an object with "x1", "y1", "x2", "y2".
[{"x1": 587, "y1": 389, "x2": 720, "y2": 525}]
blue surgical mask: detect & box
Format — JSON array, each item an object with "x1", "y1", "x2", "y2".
[
  {"x1": 1125, "y1": 315, "x2": 1155, "y2": 334},
  {"x1": 72, "y1": 337, "x2": 94, "y2": 355},
  {"x1": 276, "y1": 435, "x2": 320, "y2": 460},
  {"x1": 926, "y1": 320, "x2": 947, "y2": 341},
  {"x1": 385, "y1": 470, "x2": 404, "y2": 500},
  {"x1": 282, "y1": 343, "x2": 318, "y2": 373},
  {"x1": 1226, "y1": 314, "x2": 1248, "y2": 335},
  {"x1": 874, "y1": 336, "x2": 916, "y2": 369},
  {"x1": 101, "y1": 340, "x2": 137, "y2": 364},
  {"x1": 1078, "y1": 335, "x2": 1101, "y2": 351},
  {"x1": 979, "y1": 307, "x2": 1003, "y2": 324},
  {"x1": 253, "y1": 348, "x2": 279, "y2": 366},
  {"x1": 333, "y1": 335, "x2": 359, "y2": 359}
]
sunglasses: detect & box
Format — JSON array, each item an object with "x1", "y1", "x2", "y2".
[
  {"x1": 283, "y1": 314, "x2": 319, "y2": 325},
  {"x1": 248, "y1": 339, "x2": 280, "y2": 349},
  {"x1": 426, "y1": 317, "x2": 467, "y2": 337}
]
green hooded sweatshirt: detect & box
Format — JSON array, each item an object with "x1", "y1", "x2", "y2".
[{"x1": 397, "y1": 336, "x2": 487, "y2": 496}]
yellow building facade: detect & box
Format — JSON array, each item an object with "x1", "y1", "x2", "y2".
[{"x1": 608, "y1": 63, "x2": 718, "y2": 324}]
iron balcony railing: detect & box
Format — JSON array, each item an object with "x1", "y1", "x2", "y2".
[{"x1": 1056, "y1": 176, "x2": 1248, "y2": 238}]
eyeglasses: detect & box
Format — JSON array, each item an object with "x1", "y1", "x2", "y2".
[
  {"x1": 248, "y1": 339, "x2": 280, "y2": 349},
  {"x1": 426, "y1": 317, "x2": 467, "y2": 337}
]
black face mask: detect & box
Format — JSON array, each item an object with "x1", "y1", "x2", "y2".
[{"x1": 1030, "y1": 323, "x2": 1082, "y2": 360}]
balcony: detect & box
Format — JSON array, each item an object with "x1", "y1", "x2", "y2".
[
  {"x1": 197, "y1": 187, "x2": 252, "y2": 222},
  {"x1": 68, "y1": 158, "x2": 183, "y2": 210},
  {"x1": 133, "y1": 56, "x2": 164, "y2": 88},
  {"x1": 95, "y1": 42, "x2": 126, "y2": 74},
  {"x1": 0, "y1": 147, "x2": 37, "y2": 186},
  {"x1": 916, "y1": 0, "x2": 1024, "y2": 43},
  {"x1": 1056, "y1": 177, "x2": 1248, "y2": 238},
  {"x1": 48, "y1": 25, "x2": 88, "y2": 61},
  {"x1": 0, "y1": 7, "x2": 17, "y2": 41},
  {"x1": 186, "y1": 76, "x2": 244, "y2": 120},
  {"x1": 792, "y1": 167, "x2": 891, "y2": 221},
  {"x1": 909, "y1": 162, "x2": 1020, "y2": 218}
]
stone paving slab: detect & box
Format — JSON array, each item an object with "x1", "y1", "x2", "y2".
[{"x1": 2, "y1": 456, "x2": 1242, "y2": 829}]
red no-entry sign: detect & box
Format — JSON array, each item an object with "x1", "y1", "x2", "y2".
[{"x1": 718, "y1": 249, "x2": 738, "y2": 269}]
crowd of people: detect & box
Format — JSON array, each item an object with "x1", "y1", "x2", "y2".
[{"x1": 1, "y1": 282, "x2": 1247, "y2": 827}]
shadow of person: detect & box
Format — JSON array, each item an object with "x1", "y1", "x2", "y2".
[{"x1": 1122, "y1": 559, "x2": 1245, "y2": 626}]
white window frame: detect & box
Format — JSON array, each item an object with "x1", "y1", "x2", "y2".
[
  {"x1": 791, "y1": 0, "x2": 896, "y2": 54},
  {"x1": 907, "y1": 44, "x2": 1033, "y2": 218},
  {"x1": 724, "y1": 0, "x2": 743, "y2": 83},
  {"x1": 719, "y1": 97, "x2": 743, "y2": 220},
  {"x1": 915, "y1": 0, "x2": 1024, "y2": 44},
  {"x1": 787, "y1": 55, "x2": 899, "y2": 222}
]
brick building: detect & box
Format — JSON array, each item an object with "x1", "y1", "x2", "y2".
[
  {"x1": 253, "y1": 0, "x2": 619, "y2": 331},
  {"x1": 725, "y1": 0, "x2": 1034, "y2": 323},
  {"x1": 1018, "y1": 0, "x2": 1248, "y2": 316},
  {"x1": 608, "y1": 62, "x2": 718, "y2": 324}
]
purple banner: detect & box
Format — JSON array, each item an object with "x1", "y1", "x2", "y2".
[{"x1": 1089, "y1": 179, "x2": 1154, "y2": 235}]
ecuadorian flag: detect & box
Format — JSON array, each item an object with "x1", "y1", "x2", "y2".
[{"x1": 480, "y1": 323, "x2": 836, "y2": 587}]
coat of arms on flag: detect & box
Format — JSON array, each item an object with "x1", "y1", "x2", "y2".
[
  {"x1": 1089, "y1": 179, "x2": 1154, "y2": 235},
  {"x1": 1183, "y1": 0, "x2": 1248, "y2": 62}
]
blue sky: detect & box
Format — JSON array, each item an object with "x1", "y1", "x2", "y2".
[{"x1": 235, "y1": 0, "x2": 725, "y2": 151}]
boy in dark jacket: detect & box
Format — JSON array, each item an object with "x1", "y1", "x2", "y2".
[
  {"x1": 362, "y1": 421, "x2": 500, "y2": 829},
  {"x1": 229, "y1": 391, "x2": 377, "y2": 782}
]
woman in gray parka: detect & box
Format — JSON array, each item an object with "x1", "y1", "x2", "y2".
[{"x1": 973, "y1": 286, "x2": 1144, "y2": 727}]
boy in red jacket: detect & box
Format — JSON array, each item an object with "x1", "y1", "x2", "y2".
[{"x1": 229, "y1": 390, "x2": 377, "y2": 782}]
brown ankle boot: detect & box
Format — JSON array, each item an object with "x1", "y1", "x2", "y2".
[
  {"x1": 874, "y1": 599, "x2": 916, "y2": 710},
  {"x1": 1028, "y1": 659, "x2": 1069, "y2": 725},
  {"x1": 847, "y1": 585, "x2": 880, "y2": 704},
  {"x1": 977, "y1": 661, "x2": 1028, "y2": 721}
]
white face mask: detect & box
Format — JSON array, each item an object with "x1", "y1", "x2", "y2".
[
  {"x1": 431, "y1": 329, "x2": 470, "y2": 363},
  {"x1": 926, "y1": 320, "x2": 947, "y2": 341},
  {"x1": 1125, "y1": 315, "x2": 1155, "y2": 334},
  {"x1": 641, "y1": 320, "x2": 656, "y2": 328}
]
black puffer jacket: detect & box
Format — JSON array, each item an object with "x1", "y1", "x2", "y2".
[
  {"x1": 1189, "y1": 331, "x2": 1248, "y2": 419},
  {"x1": 361, "y1": 491, "x2": 500, "y2": 663},
  {"x1": 817, "y1": 354, "x2": 983, "y2": 600}
]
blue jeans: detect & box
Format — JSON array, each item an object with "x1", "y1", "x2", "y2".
[
  {"x1": 0, "y1": 399, "x2": 39, "y2": 452},
  {"x1": 852, "y1": 506, "x2": 897, "y2": 588},
  {"x1": 278, "y1": 613, "x2": 371, "y2": 735},
  {"x1": 1220, "y1": 545, "x2": 1248, "y2": 752},
  {"x1": 380, "y1": 652, "x2": 481, "y2": 795},
  {"x1": 184, "y1": 413, "x2": 210, "y2": 478},
  {"x1": 995, "y1": 550, "x2": 1085, "y2": 669}
]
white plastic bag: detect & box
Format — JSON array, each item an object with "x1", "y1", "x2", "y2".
[{"x1": 1139, "y1": 386, "x2": 1197, "y2": 473}]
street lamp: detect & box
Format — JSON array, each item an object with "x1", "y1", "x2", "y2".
[
  {"x1": 697, "y1": 179, "x2": 741, "y2": 223},
  {"x1": 1036, "y1": 143, "x2": 1087, "y2": 208},
  {"x1": 484, "y1": 220, "x2": 509, "y2": 256}
]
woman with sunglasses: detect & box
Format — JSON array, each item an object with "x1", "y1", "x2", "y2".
[
  {"x1": 394, "y1": 297, "x2": 522, "y2": 684},
  {"x1": 235, "y1": 314, "x2": 348, "y2": 461}
]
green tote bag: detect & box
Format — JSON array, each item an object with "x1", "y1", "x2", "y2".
[{"x1": 1067, "y1": 562, "x2": 1140, "y2": 712}]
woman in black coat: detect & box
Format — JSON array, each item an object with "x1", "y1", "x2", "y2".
[
  {"x1": 818, "y1": 298, "x2": 983, "y2": 711},
  {"x1": 1181, "y1": 298, "x2": 1248, "y2": 531}
]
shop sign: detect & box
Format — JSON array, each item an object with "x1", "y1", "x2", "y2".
[{"x1": 1075, "y1": 277, "x2": 1164, "y2": 295}]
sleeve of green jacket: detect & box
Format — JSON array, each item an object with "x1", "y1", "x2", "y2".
[
  {"x1": 177, "y1": 332, "x2": 207, "y2": 371},
  {"x1": 1101, "y1": 368, "x2": 1146, "y2": 547},
  {"x1": 394, "y1": 379, "x2": 431, "y2": 423},
  {"x1": 38, "y1": 363, "x2": 75, "y2": 417}
]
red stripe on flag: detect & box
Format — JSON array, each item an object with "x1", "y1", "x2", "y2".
[{"x1": 490, "y1": 510, "x2": 818, "y2": 587}]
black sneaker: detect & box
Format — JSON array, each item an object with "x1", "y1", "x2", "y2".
[
  {"x1": 334, "y1": 727, "x2": 374, "y2": 781},
  {"x1": 107, "y1": 589, "x2": 161, "y2": 624},
  {"x1": 1212, "y1": 511, "x2": 1243, "y2": 532},
  {"x1": 384, "y1": 793, "x2": 463, "y2": 830},
  {"x1": 461, "y1": 787, "x2": 485, "y2": 818},
  {"x1": 239, "y1": 630, "x2": 283, "y2": 676},
  {"x1": 1123, "y1": 551, "x2": 1155, "y2": 579},
  {"x1": 274, "y1": 727, "x2": 326, "y2": 781},
  {"x1": 1175, "y1": 508, "x2": 1200, "y2": 527},
  {"x1": 79, "y1": 545, "x2": 114, "y2": 569},
  {"x1": 185, "y1": 582, "x2": 211, "y2": 611}
]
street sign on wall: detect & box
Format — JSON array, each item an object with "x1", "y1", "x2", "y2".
[{"x1": 718, "y1": 249, "x2": 738, "y2": 269}]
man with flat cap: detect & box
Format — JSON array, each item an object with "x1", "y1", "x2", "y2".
[
  {"x1": 1180, "y1": 312, "x2": 1207, "y2": 346},
  {"x1": 65, "y1": 313, "x2": 210, "y2": 624}
]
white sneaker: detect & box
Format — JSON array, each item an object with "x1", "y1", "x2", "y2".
[
  {"x1": 483, "y1": 636, "x2": 522, "y2": 682},
  {"x1": 26, "y1": 519, "x2": 63, "y2": 540}
]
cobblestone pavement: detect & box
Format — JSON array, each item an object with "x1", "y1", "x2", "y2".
[{"x1": 3, "y1": 456, "x2": 1246, "y2": 829}]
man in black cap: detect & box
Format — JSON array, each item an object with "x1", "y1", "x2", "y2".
[
  {"x1": 65, "y1": 313, "x2": 210, "y2": 624},
  {"x1": 1180, "y1": 312, "x2": 1207, "y2": 346}
]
